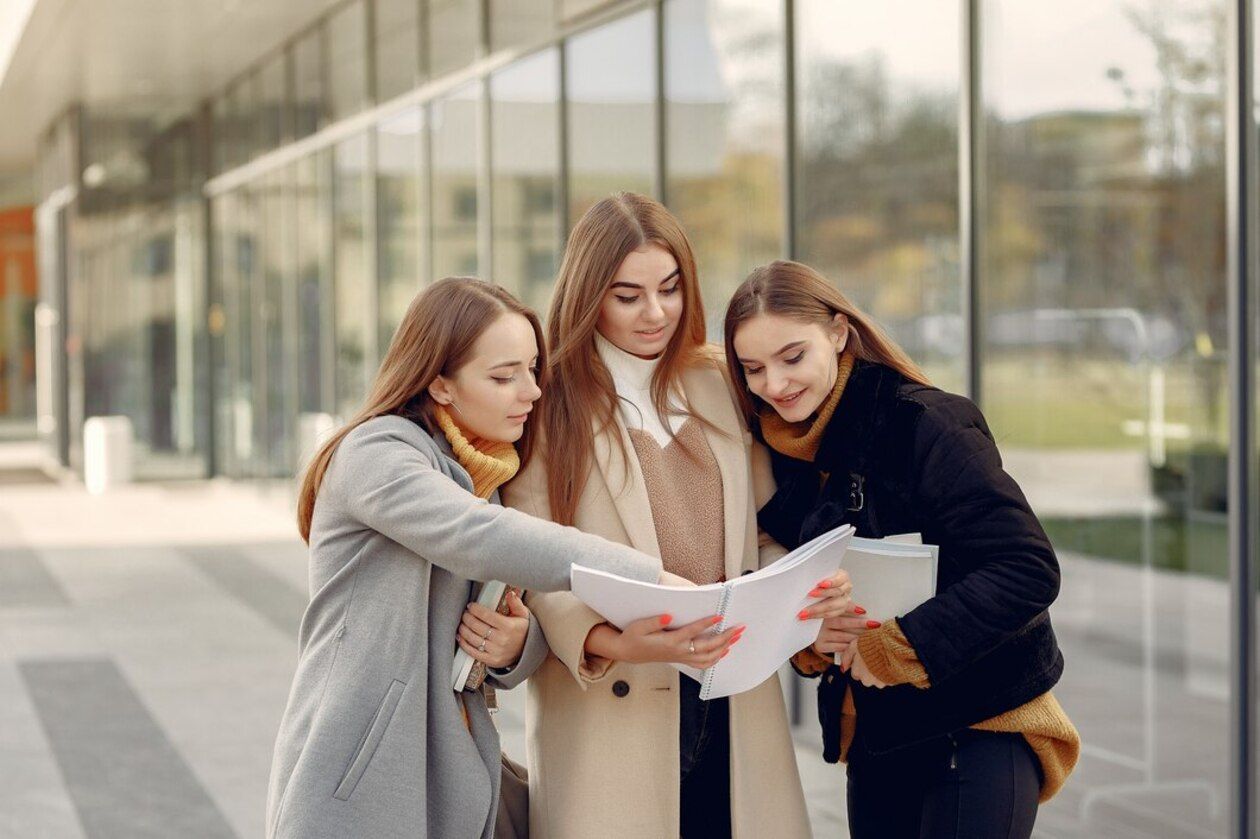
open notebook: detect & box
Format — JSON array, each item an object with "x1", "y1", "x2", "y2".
[{"x1": 572, "y1": 524, "x2": 855, "y2": 699}]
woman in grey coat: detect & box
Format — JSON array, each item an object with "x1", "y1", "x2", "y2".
[{"x1": 265, "y1": 278, "x2": 670, "y2": 839}]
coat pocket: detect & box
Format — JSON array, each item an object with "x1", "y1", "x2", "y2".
[{"x1": 333, "y1": 679, "x2": 406, "y2": 801}]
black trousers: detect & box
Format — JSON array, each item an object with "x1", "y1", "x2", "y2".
[
  {"x1": 847, "y1": 727, "x2": 1041, "y2": 839},
  {"x1": 679, "y1": 676, "x2": 731, "y2": 839}
]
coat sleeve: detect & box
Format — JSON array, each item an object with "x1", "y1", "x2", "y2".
[
  {"x1": 895, "y1": 401, "x2": 1061, "y2": 686},
  {"x1": 330, "y1": 420, "x2": 661, "y2": 593},
  {"x1": 500, "y1": 453, "x2": 622, "y2": 687},
  {"x1": 487, "y1": 613, "x2": 549, "y2": 690}
]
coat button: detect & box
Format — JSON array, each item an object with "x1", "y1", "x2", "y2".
[{"x1": 612, "y1": 680, "x2": 630, "y2": 698}]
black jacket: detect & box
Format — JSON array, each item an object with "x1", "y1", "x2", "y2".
[{"x1": 757, "y1": 360, "x2": 1063, "y2": 759}]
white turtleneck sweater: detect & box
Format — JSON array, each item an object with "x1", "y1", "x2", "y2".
[{"x1": 595, "y1": 332, "x2": 687, "y2": 446}]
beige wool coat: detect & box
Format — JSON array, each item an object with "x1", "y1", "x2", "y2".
[{"x1": 501, "y1": 358, "x2": 813, "y2": 839}]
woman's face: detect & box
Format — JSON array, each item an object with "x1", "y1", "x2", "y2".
[
  {"x1": 428, "y1": 312, "x2": 542, "y2": 443},
  {"x1": 596, "y1": 243, "x2": 684, "y2": 360},
  {"x1": 732, "y1": 312, "x2": 847, "y2": 423}
]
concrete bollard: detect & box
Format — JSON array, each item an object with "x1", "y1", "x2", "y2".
[{"x1": 83, "y1": 416, "x2": 134, "y2": 494}]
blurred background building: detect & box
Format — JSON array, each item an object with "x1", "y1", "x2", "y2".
[{"x1": 0, "y1": 0, "x2": 1258, "y2": 836}]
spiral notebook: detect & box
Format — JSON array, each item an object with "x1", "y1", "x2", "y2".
[{"x1": 571, "y1": 524, "x2": 855, "y2": 699}]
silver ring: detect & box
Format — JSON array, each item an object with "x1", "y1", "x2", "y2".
[
  {"x1": 688, "y1": 640, "x2": 696, "y2": 654},
  {"x1": 478, "y1": 639, "x2": 487, "y2": 653},
  {"x1": 485, "y1": 628, "x2": 493, "y2": 641}
]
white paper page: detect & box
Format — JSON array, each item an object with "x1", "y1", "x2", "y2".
[
  {"x1": 700, "y1": 528, "x2": 854, "y2": 699},
  {"x1": 570, "y1": 566, "x2": 726, "y2": 633}
]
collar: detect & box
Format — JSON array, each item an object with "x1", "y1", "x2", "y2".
[
  {"x1": 759, "y1": 350, "x2": 857, "y2": 462},
  {"x1": 433, "y1": 406, "x2": 521, "y2": 499},
  {"x1": 595, "y1": 331, "x2": 659, "y2": 393}
]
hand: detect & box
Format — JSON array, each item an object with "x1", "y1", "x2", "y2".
[
  {"x1": 797, "y1": 569, "x2": 853, "y2": 621},
  {"x1": 810, "y1": 607, "x2": 883, "y2": 657},
  {"x1": 840, "y1": 642, "x2": 887, "y2": 689},
  {"x1": 658, "y1": 570, "x2": 696, "y2": 587},
  {"x1": 457, "y1": 589, "x2": 531, "y2": 669},
  {"x1": 612, "y1": 613, "x2": 744, "y2": 668}
]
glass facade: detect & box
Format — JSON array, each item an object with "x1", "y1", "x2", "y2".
[{"x1": 28, "y1": 0, "x2": 1260, "y2": 833}]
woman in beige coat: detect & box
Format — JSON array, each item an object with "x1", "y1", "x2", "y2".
[{"x1": 502, "y1": 193, "x2": 851, "y2": 838}]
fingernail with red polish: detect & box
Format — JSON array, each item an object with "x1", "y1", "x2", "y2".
[
  {"x1": 660, "y1": 614, "x2": 673, "y2": 626},
  {"x1": 711, "y1": 616, "x2": 723, "y2": 625},
  {"x1": 866, "y1": 620, "x2": 882, "y2": 629},
  {"x1": 853, "y1": 605, "x2": 867, "y2": 615},
  {"x1": 818, "y1": 580, "x2": 832, "y2": 589},
  {"x1": 798, "y1": 609, "x2": 811, "y2": 620},
  {"x1": 808, "y1": 588, "x2": 822, "y2": 598}
]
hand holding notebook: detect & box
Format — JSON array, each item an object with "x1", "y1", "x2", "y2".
[{"x1": 572, "y1": 524, "x2": 856, "y2": 699}]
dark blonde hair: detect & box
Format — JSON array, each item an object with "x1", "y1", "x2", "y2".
[
  {"x1": 296, "y1": 277, "x2": 547, "y2": 542},
  {"x1": 541, "y1": 191, "x2": 718, "y2": 525},
  {"x1": 723, "y1": 260, "x2": 930, "y2": 425}
]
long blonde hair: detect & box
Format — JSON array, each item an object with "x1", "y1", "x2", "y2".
[
  {"x1": 541, "y1": 192, "x2": 717, "y2": 525},
  {"x1": 723, "y1": 260, "x2": 930, "y2": 425},
  {"x1": 296, "y1": 277, "x2": 547, "y2": 542}
]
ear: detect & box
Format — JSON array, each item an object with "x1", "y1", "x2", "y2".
[
  {"x1": 427, "y1": 375, "x2": 454, "y2": 406},
  {"x1": 830, "y1": 313, "x2": 850, "y2": 352}
]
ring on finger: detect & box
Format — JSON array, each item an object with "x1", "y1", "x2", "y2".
[
  {"x1": 478, "y1": 638, "x2": 487, "y2": 653},
  {"x1": 688, "y1": 640, "x2": 696, "y2": 654},
  {"x1": 484, "y1": 628, "x2": 493, "y2": 642}
]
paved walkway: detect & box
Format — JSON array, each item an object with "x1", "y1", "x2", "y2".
[{"x1": 0, "y1": 446, "x2": 1234, "y2": 837}]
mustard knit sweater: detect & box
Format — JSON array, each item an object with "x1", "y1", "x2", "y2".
[{"x1": 766, "y1": 354, "x2": 1080, "y2": 803}]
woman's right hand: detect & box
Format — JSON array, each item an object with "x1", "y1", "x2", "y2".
[
  {"x1": 811, "y1": 606, "x2": 882, "y2": 657},
  {"x1": 612, "y1": 613, "x2": 744, "y2": 668}
]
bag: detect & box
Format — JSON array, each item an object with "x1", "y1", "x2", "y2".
[{"x1": 494, "y1": 752, "x2": 529, "y2": 839}]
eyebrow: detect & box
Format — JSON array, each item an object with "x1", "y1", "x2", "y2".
[
  {"x1": 737, "y1": 341, "x2": 806, "y2": 365},
  {"x1": 609, "y1": 267, "x2": 682, "y2": 291},
  {"x1": 489, "y1": 356, "x2": 537, "y2": 370}
]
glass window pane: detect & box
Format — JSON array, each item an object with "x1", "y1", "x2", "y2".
[
  {"x1": 565, "y1": 9, "x2": 658, "y2": 220},
  {"x1": 329, "y1": 0, "x2": 371, "y2": 120},
  {"x1": 258, "y1": 168, "x2": 297, "y2": 477},
  {"x1": 334, "y1": 134, "x2": 373, "y2": 419},
  {"x1": 491, "y1": 49, "x2": 560, "y2": 313},
  {"x1": 293, "y1": 24, "x2": 327, "y2": 139},
  {"x1": 429, "y1": 0, "x2": 480, "y2": 78},
  {"x1": 376, "y1": 0, "x2": 421, "y2": 102},
  {"x1": 665, "y1": 0, "x2": 785, "y2": 333},
  {"x1": 981, "y1": 2, "x2": 1229, "y2": 834},
  {"x1": 234, "y1": 74, "x2": 262, "y2": 164},
  {"x1": 295, "y1": 151, "x2": 334, "y2": 418},
  {"x1": 431, "y1": 83, "x2": 482, "y2": 279},
  {"x1": 795, "y1": 2, "x2": 961, "y2": 391},
  {"x1": 377, "y1": 108, "x2": 427, "y2": 349},
  {"x1": 258, "y1": 51, "x2": 290, "y2": 152},
  {"x1": 490, "y1": 0, "x2": 553, "y2": 52}
]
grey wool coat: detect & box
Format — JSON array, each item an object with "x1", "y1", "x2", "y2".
[{"x1": 265, "y1": 415, "x2": 662, "y2": 839}]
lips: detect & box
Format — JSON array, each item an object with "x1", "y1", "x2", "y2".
[
  {"x1": 773, "y1": 390, "x2": 805, "y2": 407},
  {"x1": 635, "y1": 326, "x2": 667, "y2": 339}
]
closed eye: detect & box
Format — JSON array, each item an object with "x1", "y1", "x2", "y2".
[{"x1": 785, "y1": 351, "x2": 805, "y2": 365}]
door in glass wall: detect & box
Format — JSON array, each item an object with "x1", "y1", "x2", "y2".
[
  {"x1": 230, "y1": 185, "x2": 262, "y2": 476},
  {"x1": 491, "y1": 49, "x2": 561, "y2": 313},
  {"x1": 431, "y1": 83, "x2": 482, "y2": 279},
  {"x1": 982, "y1": 2, "x2": 1229, "y2": 835},
  {"x1": 565, "y1": 9, "x2": 659, "y2": 220},
  {"x1": 377, "y1": 107, "x2": 428, "y2": 350},
  {"x1": 665, "y1": 0, "x2": 785, "y2": 331},
  {"x1": 795, "y1": 1, "x2": 962, "y2": 391},
  {"x1": 334, "y1": 133, "x2": 374, "y2": 421},
  {"x1": 256, "y1": 168, "x2": 300, "y2": 480}
]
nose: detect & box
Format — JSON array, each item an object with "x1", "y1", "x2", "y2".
[
  {"x1": 766, "y1": 368, "x2": 790, "y2": 397},
  {"x1": 523, "y1": 376, "x2": 542, "y2": 403},
  {"x1": 644, "y1": 293, "x2": 665, "y2": 321}
]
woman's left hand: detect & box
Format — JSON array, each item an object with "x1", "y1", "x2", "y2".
[
  {"x1": 840, "y1": 642, "x2": 888, "y2": 689},
  {"x1": 457, "y1": 588, "x2": 531, "y2": 669},
  {"x1": 797, "y1": 568, "x2": 853, "y2": 621}
]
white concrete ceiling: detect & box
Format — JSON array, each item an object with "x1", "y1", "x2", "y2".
[{"x1": 0, "y1": 0, "x2": 348, "y2": 176}]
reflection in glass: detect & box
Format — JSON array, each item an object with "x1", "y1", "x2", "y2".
[
  {"x1": 565, "y1": 9, "x2": 658, "y2": 219},
  {"x1": 334, "y1": 134, "x2": 373, "y2": 420},
  {"x1": 295, "y1": 151, "x2": 334, "y2": 418},
  {"x1": 329, "y1": 0, "x2": 371, "y2": 121},
  {"x1": 795, "y1": 1, "x2": 961, "y2": 390},
  {"x1": 665, "y1": 0, "x2": 784, "y2": 333},
  {"x1": 981, "y1": 2, "x2": 1229, "y2": 834},
  {"x1": 431, "y1": 83, "x2": 482, "y2": 279},
  {"x1": 377, "y1": 108, "x2": 427, "y2": 350},
  {"x1": 293, "y1": 24, "x2": 327, "y2": 139},
  {"x1": 429, "y1": 0, "x2": 480, "y2": 78},
  {"x1": 376, "y1": 0, "x2": 421, "y2": 102},
  {"x1": 491, "y1": 50, "x2": 561, "y2": 313}
]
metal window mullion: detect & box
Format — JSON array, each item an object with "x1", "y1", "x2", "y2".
[
  {"x1": 365, "y1": 131, "x2": 381, "y2": 379},
  {"x1": 959, "y1": 0, "x2": 982, "y2": 405},
  {"x1": 557, "y1": 41, "x2": 571, "y2": 253},
  {"x1": 784, "y1": 0, "x2": 796, "y2": 261},
  {"x1": 1227, "y1": 0, "x2": 1258, "y2": 835},
  {"x1": 654, "y1": 1, "x2": 666, "y2": 204}
]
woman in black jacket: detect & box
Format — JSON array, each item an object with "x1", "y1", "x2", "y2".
[{"x1": 723, "y1": 260, "x2": 1079, "y2": 839}]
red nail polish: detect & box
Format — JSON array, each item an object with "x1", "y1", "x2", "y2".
[
  {"x1": 660, "y1": 614, "x2": 673, "y2": 626},
  {"x1": 866, "y1": 620, "x2": 882, "y2": 629},
  {"x1": 853, "y1": 606, "x2": 867, "y2": 616},
  {"x1": 818, "y1": 580, "x2": 832, "y2": 589},
  {"x1": 808, "y1": 588, "x2": 822, "y2": 598},
  {"x1": 710, "y1": 616, "x2": 723, "y2": 625},
  {"x1": 798, "y1": 609, "x2": 811, "y2": 620}
]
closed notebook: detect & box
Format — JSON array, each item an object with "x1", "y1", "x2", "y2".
[
  {"x1": 571, "y1": 524, "x2": 855, "y2": 700},
  {"x1": 838, "y1": 534, "x2": 939, "y2": 663},
  {"x1": 451, "y1": 580, "x2": 508, "y2": 692}
]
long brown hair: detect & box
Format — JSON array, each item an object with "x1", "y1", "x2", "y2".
[
  {"x1": 542, "y1": 192, "x2": 717, "y2": 525},
  {"x1": 296, "y1": 277, "x2": 547, "y2": 543},
  {"x1": 723, "y1": 260, "x2": 930, "y2": 426}
]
